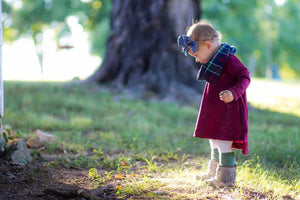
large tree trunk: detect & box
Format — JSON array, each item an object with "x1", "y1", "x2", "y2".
[{"x1": 85, "y1": 0, "x2": 204, "y2": 100}]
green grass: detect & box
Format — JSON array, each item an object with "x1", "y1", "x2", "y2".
[{"x1": 2, "y1": 80, "x2": 300, "y2": 199}]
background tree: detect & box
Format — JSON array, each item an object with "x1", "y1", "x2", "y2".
[
  {"x1": 85, "y1": 0, "x2": 204, "y2": 98},
  {"x1": 2, "y1": 0, "x2": 300, "y2": 80}
]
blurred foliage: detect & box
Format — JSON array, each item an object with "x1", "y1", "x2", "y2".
[
  {"x1": 202, "y1": 0, "x2": 300, "y2": 78},
  {"x1": 1, "y1": 0, "x2": 300, "y2": 78},
  {"x1": 1, "y1": 0, "x2": 111, "y2": 57}
]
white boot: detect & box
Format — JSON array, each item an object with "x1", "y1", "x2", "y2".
[
  {"x1": 208, "y1": 165, "x2": 236, "y2": 187},
  {"x1": 196, "y1": 160, "x2": 218, "y2": 181}
]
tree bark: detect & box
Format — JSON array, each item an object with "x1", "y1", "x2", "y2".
[{"x1": 85, "y1": 0, "x2": 204, "y2": 98}]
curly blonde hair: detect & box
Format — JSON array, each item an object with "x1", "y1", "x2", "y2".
[{"x1": 187, "y1": 20, "x2": 222, "y2": 44}]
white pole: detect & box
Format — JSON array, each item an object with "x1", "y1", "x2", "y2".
[
  {"x1": 0, "y1": 0, "x2": 3, "y2": 118},
  {"x1": 0, "y1": 1, "x2": 4, "y2": 152}
]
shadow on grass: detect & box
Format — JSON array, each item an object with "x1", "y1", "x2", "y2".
[{"x1": 0, "y1": 157, "x2": 117, "y2": 200}]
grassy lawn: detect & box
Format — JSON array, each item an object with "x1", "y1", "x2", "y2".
[{"x1": 2, "y1": 79, "x2": 299, "y2": 199}]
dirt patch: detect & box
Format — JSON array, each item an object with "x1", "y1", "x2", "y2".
[{"x1": 0, "y1": 158, "x2": 117, "y2": 200}]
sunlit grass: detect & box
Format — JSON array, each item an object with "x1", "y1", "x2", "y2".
[
  {"x1": 2, "y1": 80, "x2": 299, "y2": 199},
  {"x1": 238, "y1": 160, "x2": 299, "y2": 198},
  {"x1": 248, "y1": 78, "x2": 300, "y2": 117}
]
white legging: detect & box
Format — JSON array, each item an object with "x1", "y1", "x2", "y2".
[{"x1": 209, "y1": 139, "x2": 233, "y2": 153}]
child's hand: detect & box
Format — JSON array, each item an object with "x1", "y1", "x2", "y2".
[{"x1": 219, "y1": 90, "x2": 234, "y2": 103}]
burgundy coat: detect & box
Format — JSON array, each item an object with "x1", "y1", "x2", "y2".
[{"x1": 194, "y1": 54, "x2": 251, "y2": 155}]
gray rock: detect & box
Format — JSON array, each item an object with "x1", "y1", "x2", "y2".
[{"x1": 5, "y1": 139, "x2": 32, "y2": 165}]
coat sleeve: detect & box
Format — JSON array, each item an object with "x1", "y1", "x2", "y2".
[{"x1": 227, "y1": 56, "x2": 251, "y2": 101}]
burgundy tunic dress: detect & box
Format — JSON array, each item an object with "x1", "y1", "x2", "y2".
[{"x1": 194, "y1": 54, "x2": 251, "y2": 155}]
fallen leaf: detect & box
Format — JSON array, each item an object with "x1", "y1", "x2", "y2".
[
  {"x1": 129, "y1": 174, "x2": 137, "y2": 178},
  {"x1": 116, "y1": 185, "x2": 123, "y2": 190},
  {"x1": 114, "y1": 173, "x2": 124, "y2": 180},
  {"x1": 121, "y1": 160, "x2": 129, "y2": 166}
]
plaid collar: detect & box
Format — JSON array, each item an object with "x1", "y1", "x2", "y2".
[{"x1": 197, "y1": 43, "x2": 236, "y2": 83}]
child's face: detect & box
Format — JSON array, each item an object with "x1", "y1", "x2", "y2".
[{"x1": 189, "y1": 42, "x2": 214, "y2": 64}]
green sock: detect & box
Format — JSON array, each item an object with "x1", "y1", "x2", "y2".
[
  {"x1": 211, "y1": 148, "x2": 219, "y2": 162},
  {"x1": 220, "y1": 152, "x2": 235, "y2": 167}
]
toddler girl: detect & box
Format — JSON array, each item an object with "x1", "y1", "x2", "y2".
[{"x1": 177, "y1": 21, "x2": 250, "y2": 187}]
